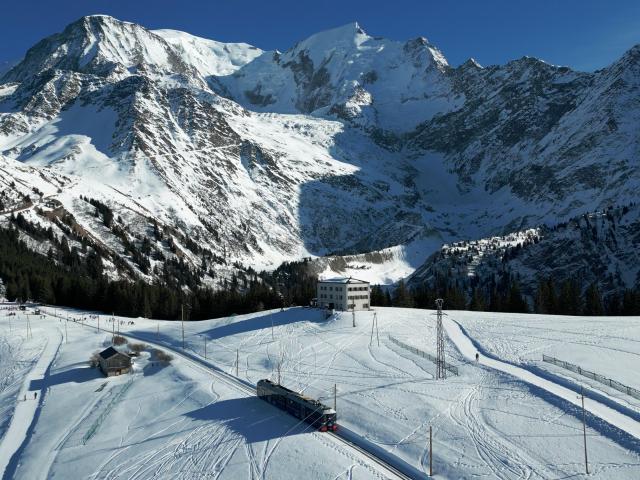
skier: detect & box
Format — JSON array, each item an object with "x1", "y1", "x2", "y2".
[
  {"x1": 34, "y1": 392, "x2": 37, "y2": 400},
  {"x1": 475, "y1": 352, "x2": 479, "y2": 362}
]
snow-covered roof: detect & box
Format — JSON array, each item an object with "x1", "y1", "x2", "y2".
[
  {"x1": 318, "y1": 277, "x2": 369, "y2": 284},
  {"x1": 99, "y1": 346, "x2": 128, "y2": 359}
]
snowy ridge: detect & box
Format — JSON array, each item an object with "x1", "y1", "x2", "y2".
[{"x1": 153, "y1": 29, "x2": 262, "y2": 77}]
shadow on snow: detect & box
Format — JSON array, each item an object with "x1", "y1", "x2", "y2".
[
  {"x1": 29, "y1": 365, "x2": 101, "y2": 390},
  {"x1": 185, "y1": 396, "x2": 313, "y2": 443},
  {"x1": 199, "y1": 308, "x2": 323, "y2": 341}
]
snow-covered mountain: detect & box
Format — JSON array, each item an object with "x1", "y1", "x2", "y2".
[
  {"x1": 218, "y1": 22, "x2": 457, "y2": 132},
  {"x1": 1, "y1": 15, "x2": 638, "y2": 290},
  {"x1": 408, "y1": 204, "x2": 640, "y2": 303}
]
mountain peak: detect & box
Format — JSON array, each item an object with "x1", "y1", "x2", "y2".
[
  {"x1": 65, "y1": 14, "x2": 136, "y2": 35},
  {"x1": 282, "y1": 21, "x2": 371, "y2": 69},
  {"x1": 461, "y1": 57, "x2": 482, "y2": 69},
  {"x1": 3, "y1": 14, "x2": 193, "y2": 83},
  {"x1": 326, "y1": 21, "x2": 367, "y2": 37}
]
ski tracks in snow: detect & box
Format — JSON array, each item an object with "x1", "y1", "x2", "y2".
[
  {"x1": 448, "y1": 372, "x2": 542, "y2": 479},
  {"x1": 0, "y1": 325, "x2": 62, "y2": 480}
]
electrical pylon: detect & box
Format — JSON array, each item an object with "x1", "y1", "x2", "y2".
[{"x1": 435, "y1": 298, "x2": 446, "y2": 380}]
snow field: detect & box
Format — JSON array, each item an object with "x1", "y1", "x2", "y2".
[
  {"x1": 97, "y1": 307, "x2": 640, "y2": 478},
  {"x1": 453, "y1": 312, "x2": 640, "y2": 410},
  {"x1": 0, "y1": 309, "x2": 404, "y2": 480},
  {"x1": 2, "y1": 306, "x2": 640, "y2": 478}
]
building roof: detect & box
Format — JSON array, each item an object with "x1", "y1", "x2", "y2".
[
  {"x1": 318, "y1": 277, "x2": 369, "y2": 284},
  {"x1": 99, "y1": 346, "x2": 128, "y2": 360}
]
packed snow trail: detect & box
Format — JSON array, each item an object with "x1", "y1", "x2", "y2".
[
  {"x1": 443, "y1": 316, "x2": 640, "y2": 441},
  {"x1": 0, "y1": 326, "x2": 62, "y2": 479}
]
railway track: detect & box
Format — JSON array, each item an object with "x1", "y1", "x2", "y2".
[
  {"x1": 49, "y1": 309, "x2": 419, "y2": 479},
  {"x1": 328, "y1": 430, "x2": 415, "y2": 480}
]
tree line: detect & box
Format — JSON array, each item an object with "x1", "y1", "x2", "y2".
[
  {"x1": 0, "y1": 225, "x2": 284, "y2": 320},
  {"x1": 370, "y1": 277, "x2": 640, "y2": 315},
  {"x1": 2, "y1": 218, "x2": 638, "y2": 320}
]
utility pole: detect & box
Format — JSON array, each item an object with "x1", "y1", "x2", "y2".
[
  {"x1": 429, "y1": 425, "x2": 433, "y2": 476},
  {"x1": 352, "y1": 310, "x2": 356, "y2": 328},
  {"x1": 580, "y1": 387, "x2": 589, "y2": 474},
  {"x1": 435, "y1": 298, "x2": 446, "y2": 380},
  {"x1": 277, "y1": 358, "x2": 281, "y2": 384},
  {"x1": 370, "y1": 312, "x2": 380, "y2": 347},
  {"x1": 333, "y1": 384, "x2": 337, "y2": 411}
]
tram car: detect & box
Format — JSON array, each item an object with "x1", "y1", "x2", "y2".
[{"x1": 257, "y1": 379, "x2": 338, "y2": 432}]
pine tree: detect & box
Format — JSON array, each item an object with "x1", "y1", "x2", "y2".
[
  {"x1": 558, "y1": 279, "x2": 581, "y2": 315},
  {"x1": 392, "y1": 280, "x2": 414, "y2": 308},
  {"x1": 622, "y1": 289, "x2": 639, "y2": 315},
  {"x1": 534, "y1": 277, "x2": 558, "y2": 314},
  {"x1": 370, "y1": 285, "x2": 386, "y2": 306},
  {"x1": 507, "y1": 280, "x2": 528, "y2": 313},
  {"x1": 446, "y1": 285, "x2": 467, "y2": 310},
  {"x1": 384, "y1": 290, "x2": 392, "y2": 306},
  {"x1": 469, "y1": 287, "x2": 486, "y2": 311},
  {"x1": 583, "y1": 283, "x2": 604, "y2": 315}
]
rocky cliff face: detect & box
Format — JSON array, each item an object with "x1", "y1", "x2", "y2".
[{"x1": 0, "y1": 15, "x2": 638, "y2": 291}]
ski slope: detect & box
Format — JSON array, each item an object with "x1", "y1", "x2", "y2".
[
  {"x1": 1, "y1": 306, "x2": 640, "y2": 479},
  {"x1": 444, "y1": 316, "x2": 640, "y2": 440}
]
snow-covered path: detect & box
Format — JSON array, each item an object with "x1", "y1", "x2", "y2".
[
  {"x1": 444, "y1": 316, "x2": 640, "y2": 441},
  {"x1": 0, "y1": 325, "x2": 61, "y2": 479}
]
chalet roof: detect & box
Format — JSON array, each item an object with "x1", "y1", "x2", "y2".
[
  {"x1": 99, "y1": 346, "x2": 127, "y2": 359},
  {"x1": 318, "y1": 277, "x2": 369, "y2": 284}
]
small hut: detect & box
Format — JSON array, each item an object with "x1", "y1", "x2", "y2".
[{"x1": 98, "y1": 346, "x2": 132, "y2": 376}]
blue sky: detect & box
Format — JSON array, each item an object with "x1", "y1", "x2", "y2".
[{"x1": 2, "y1": 0, "x2": 639, "y2": 71}]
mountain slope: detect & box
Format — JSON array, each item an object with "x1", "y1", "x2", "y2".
[
  {"x1": 1, "y1": 15, "x2": 639, "y2": 294},
  {"x1": 408, "y1": 204, "x2": 640, "y2": 306}
]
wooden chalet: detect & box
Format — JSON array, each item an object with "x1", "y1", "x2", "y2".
[{"x1": 98, "y1": 346, "x2": 132, "y2": 376}]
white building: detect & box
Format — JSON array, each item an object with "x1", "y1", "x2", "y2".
[{"x1": 317, "y1": 277, "x2": 370, "y2": 311}]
